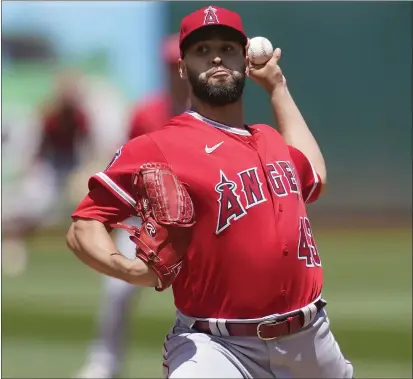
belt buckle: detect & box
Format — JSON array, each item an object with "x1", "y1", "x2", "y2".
[{"x1": 256, "y1": 319, "x2": 280, "y2": 341}]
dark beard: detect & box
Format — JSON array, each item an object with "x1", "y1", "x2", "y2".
[{"x1": 187, "y1": 67, "x2": 246, "y2": 107}]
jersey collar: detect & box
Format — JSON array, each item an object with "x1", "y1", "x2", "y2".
[{"x1": 185, "y1": 110, "x2": 252, "y2": 136}]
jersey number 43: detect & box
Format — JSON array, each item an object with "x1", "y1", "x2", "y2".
[{"x1": 298, "y1": 217, "x2": 322, "y2": 267}]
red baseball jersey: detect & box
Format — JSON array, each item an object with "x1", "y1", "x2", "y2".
[{"x1": 73, "y1": 110, "x2": 323, "y2": 319}]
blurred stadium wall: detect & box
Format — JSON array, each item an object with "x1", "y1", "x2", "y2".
[{"x1": 170, "y1": 2, "x2": 412, "y2": 227}]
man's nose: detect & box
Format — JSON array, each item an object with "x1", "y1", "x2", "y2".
[{"x1": 211, "y1": 56, "x2": 222, "y2": 65}]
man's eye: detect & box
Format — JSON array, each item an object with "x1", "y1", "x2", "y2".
[
  {"x1": 196, "y1": 45, "x2": 208, "y2": 54},
  {"x1": 223, "y1": 45, "x2": 234, "y2": 52}
]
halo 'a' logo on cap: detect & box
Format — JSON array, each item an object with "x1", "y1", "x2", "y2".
[{"x1": 203, "y1": 6, "x2": 219, "y2": 25}]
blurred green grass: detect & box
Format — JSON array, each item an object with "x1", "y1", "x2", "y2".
[{"x1": 2, "y1": 227, "x2": 412, "y2": 378}]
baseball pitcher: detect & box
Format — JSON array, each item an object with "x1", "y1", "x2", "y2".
[{"x1": 67, "y1": 6, "x2": 353, "y2": 378}]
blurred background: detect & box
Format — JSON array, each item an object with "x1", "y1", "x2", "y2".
[{"x1": 1, "y1": 1, "x2": 411, "y2": 378}]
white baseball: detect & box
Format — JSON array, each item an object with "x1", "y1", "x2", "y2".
[{"x1": 247, "y1": 36, "x2": 274, "y2": 65}]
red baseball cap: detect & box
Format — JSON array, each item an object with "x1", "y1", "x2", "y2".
[{"x1": 179, "y1": 5, "x2": 247, "y2": 57}]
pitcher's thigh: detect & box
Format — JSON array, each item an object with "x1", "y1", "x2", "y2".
[
  {"x1": 163, "y1": 333, "x2": 248, "y2": 379},
  {"x1": 280, "y1": 312, "x2": 354, "y2": 378},
  {"x1": 298, "y1": 329, "x2": 353, "y2": 378}
]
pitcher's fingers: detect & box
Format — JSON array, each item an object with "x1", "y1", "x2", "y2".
[{"x1": 274, "y1": 48, "x2": 282, "y2": 62}]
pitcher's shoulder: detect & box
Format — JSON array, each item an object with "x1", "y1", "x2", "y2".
[
  {"x1": 166, "y1": 112, "x2": 200, "y2": 128},
  {"x1": 250, "y1": 123, "x2": 283, "y2": 138},
  {"x1": 133, "y1": 113, "x2": 195, "y2": 149},
  {"x1": 152, "y1": 112, "x2": 202, "y2": 136}
]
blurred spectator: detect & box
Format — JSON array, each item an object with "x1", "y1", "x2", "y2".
[
  {"x1": 75, "y1": 33, "x2": 190, "y2": 379},
  {"x1": 37, "y1": 69, "x2": 91, "y2": 184},
  {"x1": 2, "y1": 69, "x2": 91, "y2": 277}
]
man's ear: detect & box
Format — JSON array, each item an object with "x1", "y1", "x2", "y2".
[{"x1": 178, "y1": 59, "x2": 187, "y2": 80}]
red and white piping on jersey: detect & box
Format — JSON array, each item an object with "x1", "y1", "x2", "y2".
[
  {"x1": 94, "y1": 172, "x2": 137, "y2": 209},
  {"x1": 305, "y1": 161, "x2": 319, "y2": 203},
  {"x1": 186, "y1": 110, "x2": 252, "y2": 136}
]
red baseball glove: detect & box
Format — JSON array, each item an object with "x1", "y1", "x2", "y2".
[{"x1": 113, "y1": 163, "x2": 195, "y2": 291}]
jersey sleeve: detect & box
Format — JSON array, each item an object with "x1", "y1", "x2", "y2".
[
  {"x1": 72, "y1": 135, "x2": 166, "y2": 224},
  {"x1": 288, "y1": 145, "x2": 322, "y2": 204}
]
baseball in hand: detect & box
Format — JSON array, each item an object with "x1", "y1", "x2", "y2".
[{"x1": 247, "y1": 37, "x2": 274, "y2": 65}]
